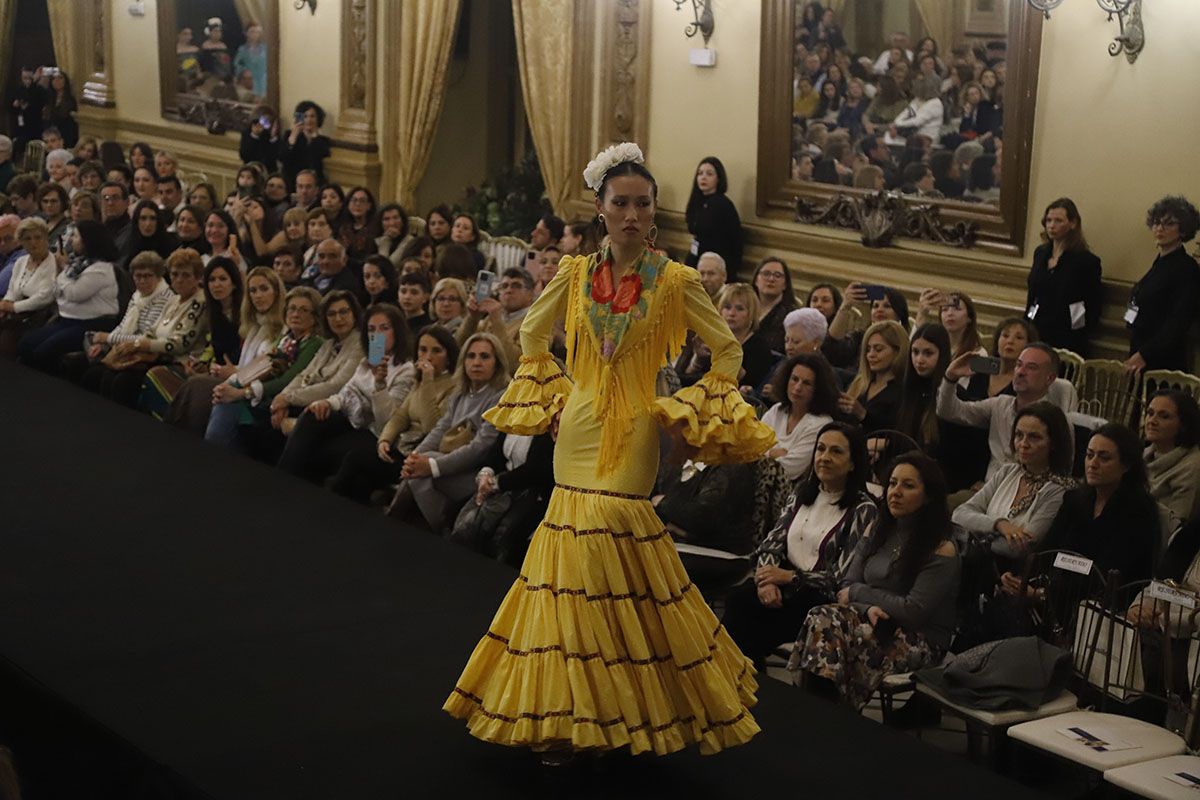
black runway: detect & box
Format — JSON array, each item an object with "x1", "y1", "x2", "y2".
[{"x1": 0, "y1": 360, "x2": 1049, "y2": 798}]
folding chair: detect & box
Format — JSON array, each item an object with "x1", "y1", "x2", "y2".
[
  {"x1": 864, "y1": 429, "x2": 920, "y2": 485},
  {"x1": 489, "y1": 236, "x2": 532, "y2": 272},
  {"x1": 1141, "y1": 370, "x2": 1200, "y2": 432},
  {"x1": 1008, "y1": 578, "x2": 1192, "y2": 777},
  {"x1": 914, "y1": 549, "x2": 1109, "y2": 762},
  {"x1": 1077, "y1": 359, "x2": 1141, "y2": 427},
  {"x1": 1055, "y1": 347, "x2": 1084, "y2": 391},
  {"x1": 22, "y1": 139, "x2": 45, "y2": 174}
]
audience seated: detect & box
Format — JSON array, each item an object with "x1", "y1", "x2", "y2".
[
  {"x1": 824, "y1": 281, "x2": 909, "y2": 368},
  {"x1": 303, "y1": 238, "x2": 365, "y2": 303},
  {"x1": 695, "y1": 251, "x2": 727, "y2": 304},
  {"x1": 361, "y1": 254, "x2": 398, "y2": 307},
  {"x1": 387, "y1": 331, "x2": 510, "y2": 531},
  {"x1": 376, "y1": 325, "x2": 460, "y2": 464},
  {"x1": 718, "y1": 282, "x2": 775, "y2": 394},
  {"x1": 1143, "y1": 390, "x2": 1200, "y2": 524},
  {"x1": 396, "y1": 271, "x2": 433, "y2": 338},
  {"x1": 839, "y1": 320, "x2": 908, "y2": 433},
  {"x1": 0, "y1": 217, "x2": 56, "y2": 357},
  {"x1": 793, "y1": 452, "x2": 959, "y2": 710},
  {"x1": 914, "y1": 289, "x2": 984, "y2": 362},
  {"x1": 724, "y1": 422, "x2": 878, "y2": 664},
  {"x1": 429, "y1": 277, "x2": 468, "y2": 334},
  {"x1": 782, "y1": 307, "x2": 828, "y2": 359},
  {"x1": 458, "y1": 267, "x2": 532, "y2": 367},
  {"x1": 376, "y1": 203, "x2": 413, "y2": 270},
  {"x1": 762, "y1": 353, "x2": 840, "y2": 480},
  {"x1": 752, "y1": 256, "x2": 797, "y2": 354}
]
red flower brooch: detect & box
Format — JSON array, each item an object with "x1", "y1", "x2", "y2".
[{"x1": 592, "y1": 260, "x2": 643, "y2": 314}]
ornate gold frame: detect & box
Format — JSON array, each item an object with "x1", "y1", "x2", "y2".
[{"x1": 756, "y1": 0, "x2": 1043, "y2": 256}]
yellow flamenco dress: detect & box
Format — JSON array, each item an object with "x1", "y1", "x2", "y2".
[{"x1": 443, "y1": 247, "x2": 775, "y2": 755}]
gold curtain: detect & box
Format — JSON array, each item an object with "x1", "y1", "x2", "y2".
[
  {"x1": 232, "y1": 0, "x2": 273, "y2": 28},
  {"x1": 912, "y1": 0, "x2": 960, "y2": 52},
  {"x1": 0, "y1": 0, "x2": 15, "y2": 132},
  {"x1": 383, "y1": 0, "x2": 463, "y2": 209},
  {"x1": 511, "y1": 0, "x2": 575, "y2": 215},
  {"x1": 45, "y1": 0, "x2": 83, "y2": 85}
]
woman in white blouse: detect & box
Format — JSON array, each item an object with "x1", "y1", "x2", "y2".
[
  {"x1": 722, "y1": 422, "x2": 879, "y2": 664},
  {"x1": 762, "y1": 352, "x2": 843, "y2": 481},
  {"x1": 890, "y1": 75, "x2": 944, "y2": 142},
  {"x1": 0, "y1": 217, "x2": 57, "y2": 356}
]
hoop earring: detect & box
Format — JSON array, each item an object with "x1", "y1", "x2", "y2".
[
  {"x1": 645, "y1": 224, "x2": 658, "y2": 248},
  {"x1": 597, "y1": 214, "x2": 605, "y2": 225}
]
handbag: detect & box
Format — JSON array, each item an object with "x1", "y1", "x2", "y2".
[
  {"x1": 439, "y1": 419, "x2": 476, "y2": 453},
  {"x1": 449, "y1": 491, "x2": 513, "y2": 553},
  {"x1": 101, "y1": 345, "x2": 158, "y2": 370}
]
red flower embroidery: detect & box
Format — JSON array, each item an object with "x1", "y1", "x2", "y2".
[
  {"x1": 592, "y1": 261, "x2": 615, "y2": 304},
  {"x1": 611, "y1": 273, "x2": 643, "y2": 314}
]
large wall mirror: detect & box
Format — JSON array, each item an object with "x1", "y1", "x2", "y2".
[
  {"x1": 156, "y1": 0, "x2": 280, "y2": 132},
  {"x1": 758, "y1": 0, "x2": 1042, "y2": 255}
]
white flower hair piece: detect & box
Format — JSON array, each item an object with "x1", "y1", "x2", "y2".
[{"x1": 583, "y1": 142, "x2": 645, "y2": 194}]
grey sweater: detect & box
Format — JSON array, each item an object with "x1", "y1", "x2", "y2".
[
  {"x1": 844, "y1": 527, "x2": 961, "y2": 649},
  {"x1": 417, "y1": 384, "x2": 504, "y2": 479}
]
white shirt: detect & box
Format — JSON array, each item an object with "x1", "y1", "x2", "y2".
[
  {"x1": 3, "y1": 252, "x2": 56, "y2": 313},
  {"x1": 761, "y1": 404, "x2": 833, "y2": 481},
  {"x1": 895, "y1": 97, "x2": 945, "y2": 141},
  {"x1": 873, "y1": 48, "x2": 914, "y2": 75},
  {"x1": 786, "y1": 489, "x2": 844, "y2": 572}
]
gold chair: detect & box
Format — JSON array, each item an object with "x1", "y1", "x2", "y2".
[
  {"x1": 1054, "y1": 347, "x2": 1084, "y2": 390},
  {"x1": 1140, "y1": 369, "x2": 1200, "y2": 429},
  {"x1": 490, "y1": 236, "x2": 531, "y2": 272},
  {"x1": 22, "y1": 139, "x2": 46, "y2": 174},
  {"x1": 1076, "y1": 359, "x2": 1140, "y2": 427},
  {"x1": 177, "y1": 169, "x2": 209, "y2": 194}
]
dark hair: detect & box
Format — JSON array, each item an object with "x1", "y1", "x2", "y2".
[
  {"x1": 942, "y1": 291, "x2": 981, "y2": 359},
  {"x1": 363, "y1": 255, "x2": 399, "y2": 300},
  {"x1": 897, "y1": 322, "x2": 951, "y2": 447},
  {"x1": 868, "y1": 452, "x2": 953, "y2": 586},
  {"x1": 128, "y1": 142, "x2": 154, "y2": 170},
  {"x1": 400, "y1": 234, "x2": 435, "y2": 263},
  {"x1": 929, "y1": 150, "x2": 955, "y2": 184},
  {"x1": 806, "y1": 282, "x2": 843, "y2": 320},
  {"x1": 1090, "y1": 422, "x2": 1149, "y2": 494},
  {"x1": 685, "y1": 157, "x2": 729, "y2": 232},
  {"x1": 876, "y1": 74, "x2": 903, "y2": 105},
  {"x1": 902, "y1": 162, "x2": 930, "y2": 186},
  {"x1": 155, "y1": 174, "x2": 182, "y2": 191},
  {"x1": 437, "y1": 243, "x2": 476, "y2": 282},
  {"x1": 451, "y1": 213, "x2": 479, "y2": 247},
  {"x1": 565, "y1": 218, "x2": 600, "y2": 255},
  {"x1": 970, "y1": 154, "x2": 997, "y2": 192},
  {"x1": 415, "y1": 323, "x2": 461, "y2": 376},
  {"x1": 319, "y1": 289, "x2": 363, "y2": 338},
  {"x1": 106, "y1": 164, "x2": 133, "y2": 185},
  {"x1": 768, "y1": 352, "x2": 840, "y2": 415},
  {"x1": 1012, "y1": 401, "x2": 1074, "y2": 476},
  {"x1": 501, "y1": 266, "x2": 535, "y2": 290},
  {"x1": 881, "y1": 287, "x2": 910, "y2": 331},
  {"x1": 398, "y1": 269, "x2": 432, "y2": 293},
  {"x1": 793, "y1": 421, "x2": 873, "y2": 511},
  {"x1": 35, "y1": 181, "x2": 69, "y2": 214},
  {"x1": 425, "y1": 204, "x2": 453, "y2": 241},
  {"x1": 175, "y1": 205, "x2": 208, "y2": 250},
  {"x1": 598, "y1": 160, "x2": 658, "y2": 204},
  {"x1": 319, "y1": 183, "x2": 346, "y2": 225},
  {"x1": 361, "y1": 302, "x2": 411, "y2": 364},
  {"x1": 128, "y1": 199, "x2": 175, "y2": 264},
  {"x1": 378, "y1": 202, "x2": 410, "y2": 248},
  {"x1": 1040, "y1": 197, "x2": 1089, "y2": 252},
  {"x1": 540, "y1": 212, "x2": 565, "y2": 241},
  {"x1": 1150, "y1": 390, "x2": 1200, "y2": 449},
  {"x1": 752, "y1": 256, "x2": 797, "y2": 309},
  {"x1": 1024, "y1": 341, "x2": 1061, "y2": 375},
  {"x1": 294, "y1": 100, "x2": 326, "y2": 127},
  {"x1": 205, "y1": 209, "x2": 237, "y2": 249},
  {"x1": 1145, "y1": 195, "x2": 1200, "y2": 243},
  {"x1": 991, "y1": 316, "x2": 1038, "y2": 356},
  {"x1": 345, "y1": 185, "x2": 377, "y2": 224},
  {"x1": 203, "y1": 256, "x2": 244, "y2": 336},
  {"x1": 72, "y1": 219, "x2": 118, "y2": 262},
  {"x1": 7, "y1": 173, "x2": 39, "y2": 198}
]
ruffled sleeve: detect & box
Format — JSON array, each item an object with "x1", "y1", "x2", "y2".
[
  {"x1": 482, "y1": 351, "x2": 573, "y2": 435},
  {"x1": 652, "y1": 266, "x2": 775, "y2": 464}
]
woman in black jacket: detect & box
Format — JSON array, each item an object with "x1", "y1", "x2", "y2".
[
  {"x1": 280, "y1": 100, "x2": 331, "y2": 187},
  {"x1": 1026, "y1": 198, "x2": 1103, "y2": 356},
  {"x1": 1125, "y1": 196, "x2": 1200, "y2": 373},
  {"x1": 239, "y1": 104, "x2": 281, "y2": 173},
  {"x1": 684, "y1": 156, "x2": 743, "y2": 276}
]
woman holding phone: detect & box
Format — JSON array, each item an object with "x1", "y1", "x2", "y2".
[
  {"x1": 824, "y1": 281, "x2": 909, "y2": 368},
  {"x1": 281, "y1": 100, "x2": 331, "y2": 186},
  {"x1": 277, "y1": 303, "x2": 415, "y2": 486}
]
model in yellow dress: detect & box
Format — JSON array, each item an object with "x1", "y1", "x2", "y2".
[{"x1": 443, "y1": 146, "x2": 774, "y2": 756}]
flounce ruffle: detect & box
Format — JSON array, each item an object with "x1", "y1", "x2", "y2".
[
  {"x1": 443, "y1": 485, "x2": 759, "y2": 756},
  {"x1": 652, "y1": 373, "x2": 776, "y2": 465},
  {"x1": 482, "y1": 352, "x2": 573, "y2": 436}
]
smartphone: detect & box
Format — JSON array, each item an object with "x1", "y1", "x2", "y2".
[
  {"x1": 367, "y1": 332, "x2": 387, "y2": 366},
  {"x1": 863, "y1": 284, "x2": 887, "y2": 302},
  {"x1": 475, "y1": 270, "x2": 497, "y2": 304},
  {"x1": 237, "y1": 186, "x2": 251, "y2": 198},
  {"x1": 258, "y1": 116, "x2": 271, "y2": 129},
  {"x1": 969, "y1": 355, "x2": 1002, "y2": 375},
  {"x1": 294, "y1": 111, "x2": 304, "y2": 124}
]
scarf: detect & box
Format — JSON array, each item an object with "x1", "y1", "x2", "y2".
[
  {"x1": 66, "y1": 252, "x2": 92, "y2": 279},
  {"x1": 1008, "y1": 468, "x2": 1075, "y2": 518}
]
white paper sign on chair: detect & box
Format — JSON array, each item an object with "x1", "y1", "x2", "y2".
[{"x1": 1054, "y1": 553, "x2": 1094, "y2": 575}]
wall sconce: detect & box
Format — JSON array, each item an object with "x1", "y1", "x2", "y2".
[
  {"x1": 293, "y1": 0, "x2": 317, "y2": 14},
  {"x1": 671, "y1": 0, "x2": 714, "y2": 46},
  {"x1": 1027, "y1": 0, "x2": 1144, "y2": 63}
]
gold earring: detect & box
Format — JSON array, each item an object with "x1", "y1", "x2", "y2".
[
  {"x1": 598, "y1": 214, "x2": 605, "y2": 224},
  {"x1": 646, "y1": 224, "x2": 658, "y2": 247}
]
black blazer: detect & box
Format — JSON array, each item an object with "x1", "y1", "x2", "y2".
[
  {"x1": 959, "y1": 100, "x2": 998, "y2": 138},
  {"x1": 1129, "y1": 247, "x2": 1200, "y2": 370},
  {"x1": 857, "y1": 378, "x2": 902, "y2": 435},
  {"x1": 1042, "y1": 485, "x2": 1159, "y2": 585},
  {"x1": 685, "y1": 193, "x2": 743, "y2": 274},
  {"x1": 1026, "y1": 243, "x2": 1103, "y2": 356}
]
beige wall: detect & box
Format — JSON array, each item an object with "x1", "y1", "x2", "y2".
[{"x1": 276, "y1": 0, "x2": 341, "y2": 131}]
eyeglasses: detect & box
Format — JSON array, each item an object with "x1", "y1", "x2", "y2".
[
  {"x1": 758, "y1": 271, "x2": 786, "y2": 280},
  {"x1": 1151, "y1": 219, "x2": 1179, "y2": 229},
  {"x1": 100, "y1": 195, "x2": 124, "y2": 203},
  {"x1": 286, "y1": 305, "x2": 314, "y2": 316},
  {"x1": 326, "y1": 308, "x2": 355, "y2": 319}
]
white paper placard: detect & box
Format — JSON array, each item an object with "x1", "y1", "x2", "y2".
[
  {"x1": 1053, "y1": 552, "x2": 1094, "y2": 575},
  {"x1": 1058, "y1": 726, "x2": 1140, "y2": 753},
  {"x1": 1147, "y1": 580, "x2": 1198, "y2": 609}
]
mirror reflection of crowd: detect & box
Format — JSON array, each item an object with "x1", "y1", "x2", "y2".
[{"x1": 176, "y1": 16, "x2": 267, "y2": 104}]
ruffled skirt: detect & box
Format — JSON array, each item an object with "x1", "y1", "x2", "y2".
[{"x1": 443, "y1": 484, "x2": 759, "y2": 755}]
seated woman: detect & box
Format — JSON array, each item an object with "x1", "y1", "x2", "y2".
[
  {"x1": 449, "y1": 213, "x2": 487, "y2": 272},
  {"x1": 247, "y1": 206, "x2": 307, "y2": 261},
  {"x1": 723, "y1": 422, "x2": 878, "y2": 664},
  {"x1": 338, "y1": 186, "x2": 380, "y2": 262},
  {"x1": 388, "y1": 331, "x2": 510, "y2": 531},
  {"x1": 792, "y1": 452, "x2": 960, "y2": 711},
  {"x1": 762, "y1": 352, "x2": 841, "y2": 481},
  {"x1": 299, "y1": 208, "x2": 334, "y2": 281},
  {"x1": 718, "y1": 282, "x2": 775, "y2": 394},
  {"x1": 277, "y1": 303, "x2": 416, "y2": 493},
  {"x1": 125, "y1": 201, "x2": 178, "y2": 270},
  {"x1": 140, "y1": 256, "x2": 242, "y2": 420},
  {"x1": 201, "y1": 209, "x2": 249, "y2": 273},
  {"x1": 430, "y1": 277, "x2": 468, "y2": 334},
  {"x1": 1144, "y1": 390, "x2": 1200, "y2": 524},
  {"x1": 824, "y1": 281, "x2": 909, "y2": 369},
  {"x1": 0, "y1": 217, "x2": 57, "y2": 358},
  {"x1": 18, "y1": 220, "x2": 120, "y2": 373},
  {"x1": 1039, "y1": 423, "x2": 1159, "y2": 587},
  {"x1": 375, "y1": 325, "x2": 460, "y2": 464},
  {"x1": 204, "y1": 286, "x2": 325, "y2": 447},
  {"x1": 806, "y1": 282, "x2": 842, "y2": 327},
  {"x1": 915, "y1": 289, "x2": 984, "y2": 363},
  {"x1": 76, "y1": 251, "x2": 175, "y2": 396},
  {"x1": 165, "y1": 265, "x2": 283, "y2": 434},
  {"x1": 752, "y1": 257, "x2": 798, "y2": 354},
  {"x1": 376, "y1": 203, "x2": 413, "y2": 270},
  {"x1": 783, "y1": 307, "x2": 828, "y2": 357},
  {"x1": 838, "y1": 320, "x2": 908, "y2": 434},
  {"x1": 174, "y1": 205, "x2": 210, "y2": 256},
  {"x1": 362, "y1": 255, "x2": 398, "y2": 307}
]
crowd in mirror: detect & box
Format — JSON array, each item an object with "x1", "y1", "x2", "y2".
[
  {"x1": 790, "y1": 8, "x2": 1006, "y2": 203},
  {"x1": 175, "y1": 16, "x2": 269, "y2": 104},
  {"x1": 1, "y1": 88, "x2": 1200, "y2": 725}
]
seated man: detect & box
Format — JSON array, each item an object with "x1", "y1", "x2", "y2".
[
  {"x1": 457, "y1": 266, "x2": 532, "y2": 367},
  {"x1": 695, "y1": 251, "x2": 726, "y2": 304},
  {"x1": 937, "y1": 342, "x2": 1075, "y2": 479},
  {"x1": 303, "y1": 237, "x2": 366, "y2": 303}
]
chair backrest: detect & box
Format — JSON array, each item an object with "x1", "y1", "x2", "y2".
[
  {"x1": 1077, "y1": 359, "x2": 1140, "y2": 427},
  {"x1": 490, "y1": 236, "x2": 531, "y2": 272},
  {"x1": 1141, "y1": 369, "x2": 1200, "y2": 430},
  {"x1": 864, "y1": 429, "x2": 921, "y2": 485},
  {"x1": 22, "y1": 139, "x2": 46, "y2": 174},
  {"x1": 1055, "y1": 347, "x2": 1084, "y2": 389},
  {"x1": 177, "y1": 169, "x2": 208, "y2": 194},
  {"x1": 408, "y1": 216, "x2": 426, "y2": 236}
]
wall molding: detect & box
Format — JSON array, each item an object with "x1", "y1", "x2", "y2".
[{"x1": 333, "y1": 0, "x2": 378, "y2": 153}]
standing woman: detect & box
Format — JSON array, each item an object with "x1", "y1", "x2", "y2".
[
  {"x1": 444, "y1": 143, "x2": 774, "y2": 758},
  {"x1": 18, "y1": 220, "x2": 120, "y2": 372},
  {"x1": 752, "y1": 256, "x2": 798, "y2": 354},
  {"x1": 1026, "y1": 198, "x2": 1103, "y2": 356},
  {"x1": 1125, "y1": 196, "x2": 1200, "y2": 373},
  {"x1": 685, "y1": 156, "x2": 744, "y2": 276},
  {"x1": 838, "y1": 319, "x2": 908, "y2": 434},
  {"x1": 281, "y1": 100, "x2": 331, "y2": 187},
  {"x1": 793, "y1": 453, "x2": 959, "y2": 710},
  {"x1": 42, "y1": 70, "x2": 78, "y2": 147}
]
